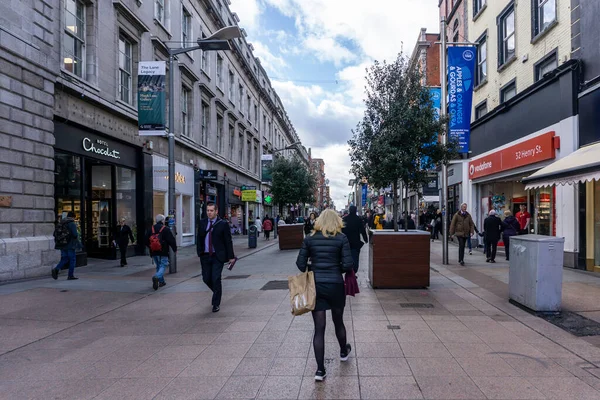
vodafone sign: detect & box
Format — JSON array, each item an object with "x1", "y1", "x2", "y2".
[{"x1": 468, "y1": 131, "x2": 557, "y2": 180}]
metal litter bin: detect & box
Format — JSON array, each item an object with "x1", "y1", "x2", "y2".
[
  {"x1": 248, "y1": 225, "x2": 257, "y2": 248},
  {"x1": 508, "y1": 235, "x2": 565, "y2": 312}
]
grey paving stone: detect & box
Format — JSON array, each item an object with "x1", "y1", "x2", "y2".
[
  {"x1": 353, "y1": 329, "x2": 397, "y2": 343},
  {"x1": 504, "y1": 357, "x2": 573, "y2": 377},
  {"x1": 83, "y1": 360, "x2": 144, "y2": 379},
  {"x1": 178, "y1": 357, "x2": 243, "y2": 377},
  {"x1": 527, "y1": 376, "x2": 600, "y2": 399},
  {"x1": 394, "y1": 329, "x2": 441, "y2": 343},
  {"x1": 415, "y1": 375, "x2": 486, "y2": 399},
  {"x1": 197, "y1": 343, "x2": 252, "y2": 359},
  {"x1": 154, "y1": 376, "x2": 229, "y2": 400},
  {"x1": 269, "y1": 357, "x2": 308, "y2": 376},
  {"x1": 298, "y1": 376, "x2": 360, "y2": 399},
  {"x1": 470, "y1": 376, "x2": 546, "y2": 399},
  {"x1": 357, "y1": 357, "x2": 412, "y2": 376},
  {"x1": 455, "y1": 356, "x2": 520, "y2": 377},
  {"x1": 232, "y1": 357, "x2": 274, "y2": 376},
  {"x1": 216, "y1": 375, "x2": 264, "y2": 399},
  {"x1": 304, "y1": 356, "x2": 358, "y2": 377},
  {"x1": 407, "y1": 357, "x2": 468, "y2": 377},
  {"x1": 125, "y1": 358, "x2": 193, "y2": 377},
  {"x1": 359, "y1": 376, "x2": 424, "y2": 399},
  {"x1": 154, "y1": 345, "x2": 207, "y2": 359},
  {"x1": 355, "y1": 342, "x2": 404, "y2": 358},
  {"x1": 400, "y1": 342, "x2": 452, "y2": 358},
  {"x1": 172, "y1": 333, "x2": 220, "y2": 346},
  {"x1": 94, "y1": 377, "x2": 171, "y2": 400},
  {"x1": 257, "y1": 375, "x2": 303, "y2": 399}
]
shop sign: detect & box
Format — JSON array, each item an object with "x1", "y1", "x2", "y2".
[
  {"x1": 468, "y1": 131, "x2": 556, "y2": 180},
  {"x1": 233, "y1": 188, "x2": 242, "y2": 198},
  {"x1": 138, "y1": 61, "x2": 166, "y2": 136},
  {"x1": 207, "y1": 186, "x2": 217, "y2": 196},
  {"x1": 261, "y1": 154, "x2": 273, "y2": 183},
  {"x1": 448, "y1": 47, "x2": 477, "y2": 153},
  {"x1": 82, "y1": 137, "x2": 121, "y2": 159},
  {"x1": 241, "y1": 190, "x2": 256, "y2": 202},
  {"x1": 263, "y1": 193, "x2": 273, "y2": 205},
  {"x1": 202, "y1": 170, "x2": 218, "y2": 180}
]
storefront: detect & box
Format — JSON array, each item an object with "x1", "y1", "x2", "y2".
[
  {"x1": 54, "y1": 122, "x2": 149, "y2": 262},
  {"x1": 152, "y1": 155, "x2": 195, "y2": 247},
  {"x1": 228, "y1": 186, "x2": 244, "y2": 235},
  {"x1": 194, "y1": 169, "x2": 225, "y2": 227}
]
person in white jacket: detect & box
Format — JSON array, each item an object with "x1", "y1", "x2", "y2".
[{"x1": 255, "y1": 217, "x2": 262, "y2": 234}]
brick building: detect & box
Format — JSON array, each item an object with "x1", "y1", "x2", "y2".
[{"x1": 0, "y1": 0, "x2": 306, "y2": 281}]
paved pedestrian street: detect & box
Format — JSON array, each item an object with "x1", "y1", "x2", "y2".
[{"x1": 2, "y1": 240, "x2": 600, "y2": 399}]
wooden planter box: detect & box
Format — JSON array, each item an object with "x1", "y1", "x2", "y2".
[
  {"x1": 369, "y1": 230, "x2": 431, "y2": 289},
  {"x1": 278, "y1": 224, "x2": 305, "y2": 250}
]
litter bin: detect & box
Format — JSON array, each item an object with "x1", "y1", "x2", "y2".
[
  {"x1": 508, "y1": 235, "x2": 565, "y2": 312},
  {"x1": 248, "y1": 225, "x2": 257, "y2": 248}
]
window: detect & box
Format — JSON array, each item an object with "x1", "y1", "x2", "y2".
[
  {"x1": 500, "y1": 80, "x2": 517, "y2": 103},
  {"x1": 116, "y1": 167, "x2": 137, "y2": 243},
  {"x1": 155, "y1": 0, "x2": 165, "y2": 25},
  {"x1": 216, "y1": 115, "x2": 223, "y2": 153},
  {"x1": 201, "y1": 101, "x2": 209, "y2": 146},
  {"x1": 238, "y1": 133, "x2": 244, "y2": 165},
  {"x1": 263, "y1": 115, "x2": 267, "y2": 137},
  {"x1": 535, "y1": 51, "x2": 558, "y2": 81},
  {"x1": 238, "y1": 83, "x2": 243, "y2": 110},
  {"x1": 475, "y1": 101, "x2": 488, "y2": 119},
  {"x1": 63, "y1": 0, "x2": 85, "y2": 77},
  {"x1": 474, "y1": 0, "x2": 486, "y2": 16},
  {"x1": 247, "y1": 95, "x2": 251, "y2": 119},
  {"x1": 254, "y1": 105, "x2": 258, "y2": 126},
  {"x1": 247, "y1": 138, "x2": 251, "y2": 170},
  {"x1": 254, "y1": 144, "x2": 259, "y2": 173},
  {"x1": 216, "y1": 55, "x2": 223, "y2": 88},
  {"x1": 181, "y1": 7, "x2": 191, "y2": 47},
  {"x1": 475, "y1": 33, "x2": 487, "y2": 86},
  {"x1": 181, "y1": 87, "x2": 190, "y2": 137},
  {"x1": 498, "y1": 4, "x2": 515, "y2": 66},
  {"x1": 118, "y1": 36, "x2": 132, "y2": 104},
  {"x1": 201, "y1": 30, "x2": 209, "y2": 73},
  {"x1": 452, "y1": 19, "x2": 459, "y2": 43},
  {"x1": 229, "y1": 125, "x2": 235, "y2": 161},
  {"x1": 228, "y1": 70, "x2": 235, "y2": 100},
  {"x1": 533, "y1": 0, "x2": 556, "y2": 37}
]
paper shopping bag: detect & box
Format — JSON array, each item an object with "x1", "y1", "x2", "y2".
[{"x1": 288, "y1": 270, "x2": 316, "y2": 316}]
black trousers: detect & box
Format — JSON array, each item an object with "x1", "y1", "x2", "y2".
[
  {"x1": 457, "y1": 236, "x2": 467, "y2": 263},
  {"x1": 485, "y1": 239, "x2": 498, "y2": 261},
  {"x1": 118, "y1": 241, "x2": 128, "y2": 265},
  {"x1": 503, "y1": 235, "x2": 512, "y2": 260},
  {"x1": 200, "y1": 254, "x2": 224, "y2": 306},
  {"x1": 264, "y1": 230, "x2": 270, "y2": 239}
]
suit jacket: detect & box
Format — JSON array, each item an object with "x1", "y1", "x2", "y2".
[
  {"x1": 342, "y1": 213, "x2": 368, "y2": 249},
  {"x1": 115, "y1": 224, "x2": 134, "y2": 245},
  {"x1": 483, "y1": 215, "x2": 503, "y2": 242},
  {"x1": 196, "y1": 218, "x2": 235, "y2": 263}
]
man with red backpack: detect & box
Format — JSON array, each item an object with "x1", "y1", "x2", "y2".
[{"x1": 145, "y1": 214, "x2": 177, "y2": 290}]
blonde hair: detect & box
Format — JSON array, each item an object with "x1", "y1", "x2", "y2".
[
  {"x1": 504, "y1": 210, "x2": 512, "y2": 217},
  {"x1": 312, "y1": 209, "x2": 343, "y2": 238}
]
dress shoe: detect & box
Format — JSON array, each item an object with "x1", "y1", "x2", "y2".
[
  {"x1": 152, "y1": 276, "x2": 159, "y2": 291},
  {"x1": 486, "y1": 259, "x2": 490, "y2": 263},
  {"x1": 51, "y1": 268, "x2": 58, "y2": 280},
  {"x1": 212, "y1": 305, "x2": 220, "y2": 313},
  {"x1": 67, "y1": 276, "x2": 78, "y2": 280}
]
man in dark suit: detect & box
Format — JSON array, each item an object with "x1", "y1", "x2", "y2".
[
  {"x1": 342, "y1": 206, "x2": 368, "y2": 273},
  {"x1": 114, "y1": 218, "x2": 135, "y2": 267},
  {"x1": 483, "y1": 210, "x2": 503, "y2": 263},
  {"x1": 197, "y1": 203, "x2": 235, "y2": 312}
]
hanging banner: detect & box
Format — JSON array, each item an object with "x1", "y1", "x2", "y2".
[
  {"x1": 138, "y1": 61, "x2": 166, "y2": 136},
  {"x1": 429, "y1": 87, "x2": 442, "y2": 120},
  {"x1": 447, "y1": 47, "x2": 476, "y2": 153},
  {"x1": 361, "y1": 184, "x2": 367, "y2": 207},
  {"x1": 261, "y1": 154, "x2": 273, "y2": 184}
]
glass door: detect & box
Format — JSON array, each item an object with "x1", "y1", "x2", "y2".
[{"x1": 86, "y1": 163, "x2": 114, "y2": 258}]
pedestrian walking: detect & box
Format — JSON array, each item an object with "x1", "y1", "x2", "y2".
[
  {"x1": 501, "y1": 210, "x2": 521, "y2": 261},
  {"x1": 467, "y1": 226, "x2": 482, "y2": 255},
  {"x1": 516, "y1": 204, "x2": 532, "y2": 235},
  {"x1": 262, "y1": 214, "x2": 273, "y2": 240},
  {"x1": 304, "y1": 212, "x2": 317, "y2": 235},
  {"x1": 483, "y1": 210, "x2": 503, "y2": 262},
  {"x1": 197, "y1": 203, "x2": 235, "y2": 312},
  {"x1": 296, "y1": 209, "x2": 354, "y2": 382},
  {"x1": 342, "y1": 206, "x2": 368, "y2": 273},
  {"x1": 146, "y1": 214, "x2": 177, "y2": 290},
  {"x1": 431, "y1": 209, "x2": 443, "y2": 241},
  {"x1": 449, "y1": 203, "x2": 475, "y2": 266},
  {"x1": 255, "y1": 216, "x2": 262, "y2": 236},
  {"x1": 52, "y1": 211, "x2": 80, "y2": 280},
  {"x1": 114, "y1": 218, "x2": 135, "y2": 267}
]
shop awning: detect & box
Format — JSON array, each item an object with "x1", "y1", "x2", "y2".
[{"x1": 523, "y1": 142, "x2": 600, "y2": 190}]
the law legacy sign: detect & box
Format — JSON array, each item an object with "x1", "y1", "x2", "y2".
[
  {"x1": 447, "y1": 47, "x2": 476, "y2": 153},
  {"x1": 138, "y1": 61, "x2": 166, "y2": 136}
]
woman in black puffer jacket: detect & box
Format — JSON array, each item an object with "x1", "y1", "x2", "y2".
[{"x1": 296, "y1": 209, "x2": 354, "y2": 382}]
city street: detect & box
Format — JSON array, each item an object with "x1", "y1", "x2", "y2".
[{"x1": 2, "y1": 240, "x2": 600, "y2": 399}]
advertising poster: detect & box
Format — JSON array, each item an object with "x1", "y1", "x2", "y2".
[
  {"x1": 261, "y1": 154, "x2": 273, "y2": 184},
  {"x1": 361, "y1": 184, "x2": 367, "y2": 208},
  {"x1": 138, "y1": 61, "x2": 166, "y2": 136},
  {"x1": 447, "y1": 47, "x2": 476, "y2": 153}
]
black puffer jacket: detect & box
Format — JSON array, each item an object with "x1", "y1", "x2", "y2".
[{"x1": 296, "y1": 231, "x2": 353, "y2": 284}]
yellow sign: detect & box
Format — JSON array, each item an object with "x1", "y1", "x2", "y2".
[{"x1": 242, "y1": 190, "x2": 256, "y2": 202}]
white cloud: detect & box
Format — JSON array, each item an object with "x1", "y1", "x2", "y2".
[
  {"x1": 229, "y1": 0, "x2": 262, "y2": 33},
  {"x1": 302, "y1": 36, "x2": 357, "y2": 66},
  {"x1": 251, "y1": 41, "x2": 288, "y2": 74}
]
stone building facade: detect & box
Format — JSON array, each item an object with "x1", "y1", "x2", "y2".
[{"x1": 0, "y1": 0, "x2": 305, "y2": 281}]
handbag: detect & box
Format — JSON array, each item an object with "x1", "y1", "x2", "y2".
[
  {"x1": 344, "y1": 270, "x2": 360, "y2": 297},
  {"x1": 288, "y1": 270, "x2": 316, "y2": 316}
]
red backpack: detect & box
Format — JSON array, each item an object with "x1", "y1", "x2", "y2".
[{"x1": 149, "y1": 226, "x2": 165, "y2": 252}]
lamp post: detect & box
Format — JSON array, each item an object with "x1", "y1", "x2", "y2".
[{"x1": 167, "y1": 26, "x2": 242, "y2": 273}]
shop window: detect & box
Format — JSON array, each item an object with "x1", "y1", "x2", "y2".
[
  {"x1": 535, "y1": 188, "x2": 552, "y2": 236},
  {"x1": 182, "y1": 195, "x2": 192, "y2": 234},
  {"x1": 91, "y1": 165, "x2": 112, "y2": 250},
  {"x1": 117, "y1": 167, "x2": 137, "y2": 244},
  {"x1": 153, "y1": 192, "x2": 166, "y2": 220}
]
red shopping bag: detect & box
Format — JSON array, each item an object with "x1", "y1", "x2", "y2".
[{"x1": 344, "y1": 270, "x2": 360, "y2": 297}]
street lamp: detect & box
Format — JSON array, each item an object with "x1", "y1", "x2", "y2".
[{"x1": 167, "y1": 26, "x2": 242, "y2": 273}]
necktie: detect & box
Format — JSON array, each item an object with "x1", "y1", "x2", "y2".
[{"x1": 208, "y1": 220, "x2": 213, "y2": 256}]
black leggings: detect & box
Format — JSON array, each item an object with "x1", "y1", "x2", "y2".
[{"x1": 311, "y1": 308, "x2": 347, "y2": 371}]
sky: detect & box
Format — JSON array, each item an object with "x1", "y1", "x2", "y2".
[{"x1": 229, "y1": 0, "x2": 440, "y2": 210}]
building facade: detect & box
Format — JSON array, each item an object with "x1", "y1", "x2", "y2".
[{"x1": 0, "y1": 0, "x2": 305, "y2": 281}]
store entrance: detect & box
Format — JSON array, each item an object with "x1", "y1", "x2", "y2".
[{"x1": 85, "y1": 162, "x2": 115, "y2": 259}]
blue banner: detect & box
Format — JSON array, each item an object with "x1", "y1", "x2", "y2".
[
  {"x1": 447, "y1": 47, "x2": 476, "y2": 153},
  {"x1": 429, "y1": 87, "x2": 441, "y2": 120},
  {"x1": 361, "y1": 184, "x2": 367, "y2": 208}
]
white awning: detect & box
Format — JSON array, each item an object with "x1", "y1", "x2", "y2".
[{"x1": 523, "y1": 142, "x2": 600, "y2": 190}]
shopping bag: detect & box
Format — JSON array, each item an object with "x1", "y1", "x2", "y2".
[
  {"x1": 288, "y1": 270, "x2": 316, "y2": 316},
  {"x1": 344, "y1": 270, "x2": 360, "y2": 297}
]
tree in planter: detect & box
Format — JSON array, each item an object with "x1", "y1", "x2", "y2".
[
  {"x1": 348, "y1": 53, "x2": 456, "y2": 232},
  {"x1": 270, "y1": 156, "x2": 316, "y2": 217}
]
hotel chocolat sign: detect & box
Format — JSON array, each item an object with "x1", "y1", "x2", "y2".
[{"x1": 82, "y1": 138, "x2": 121, "y2": 159}]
